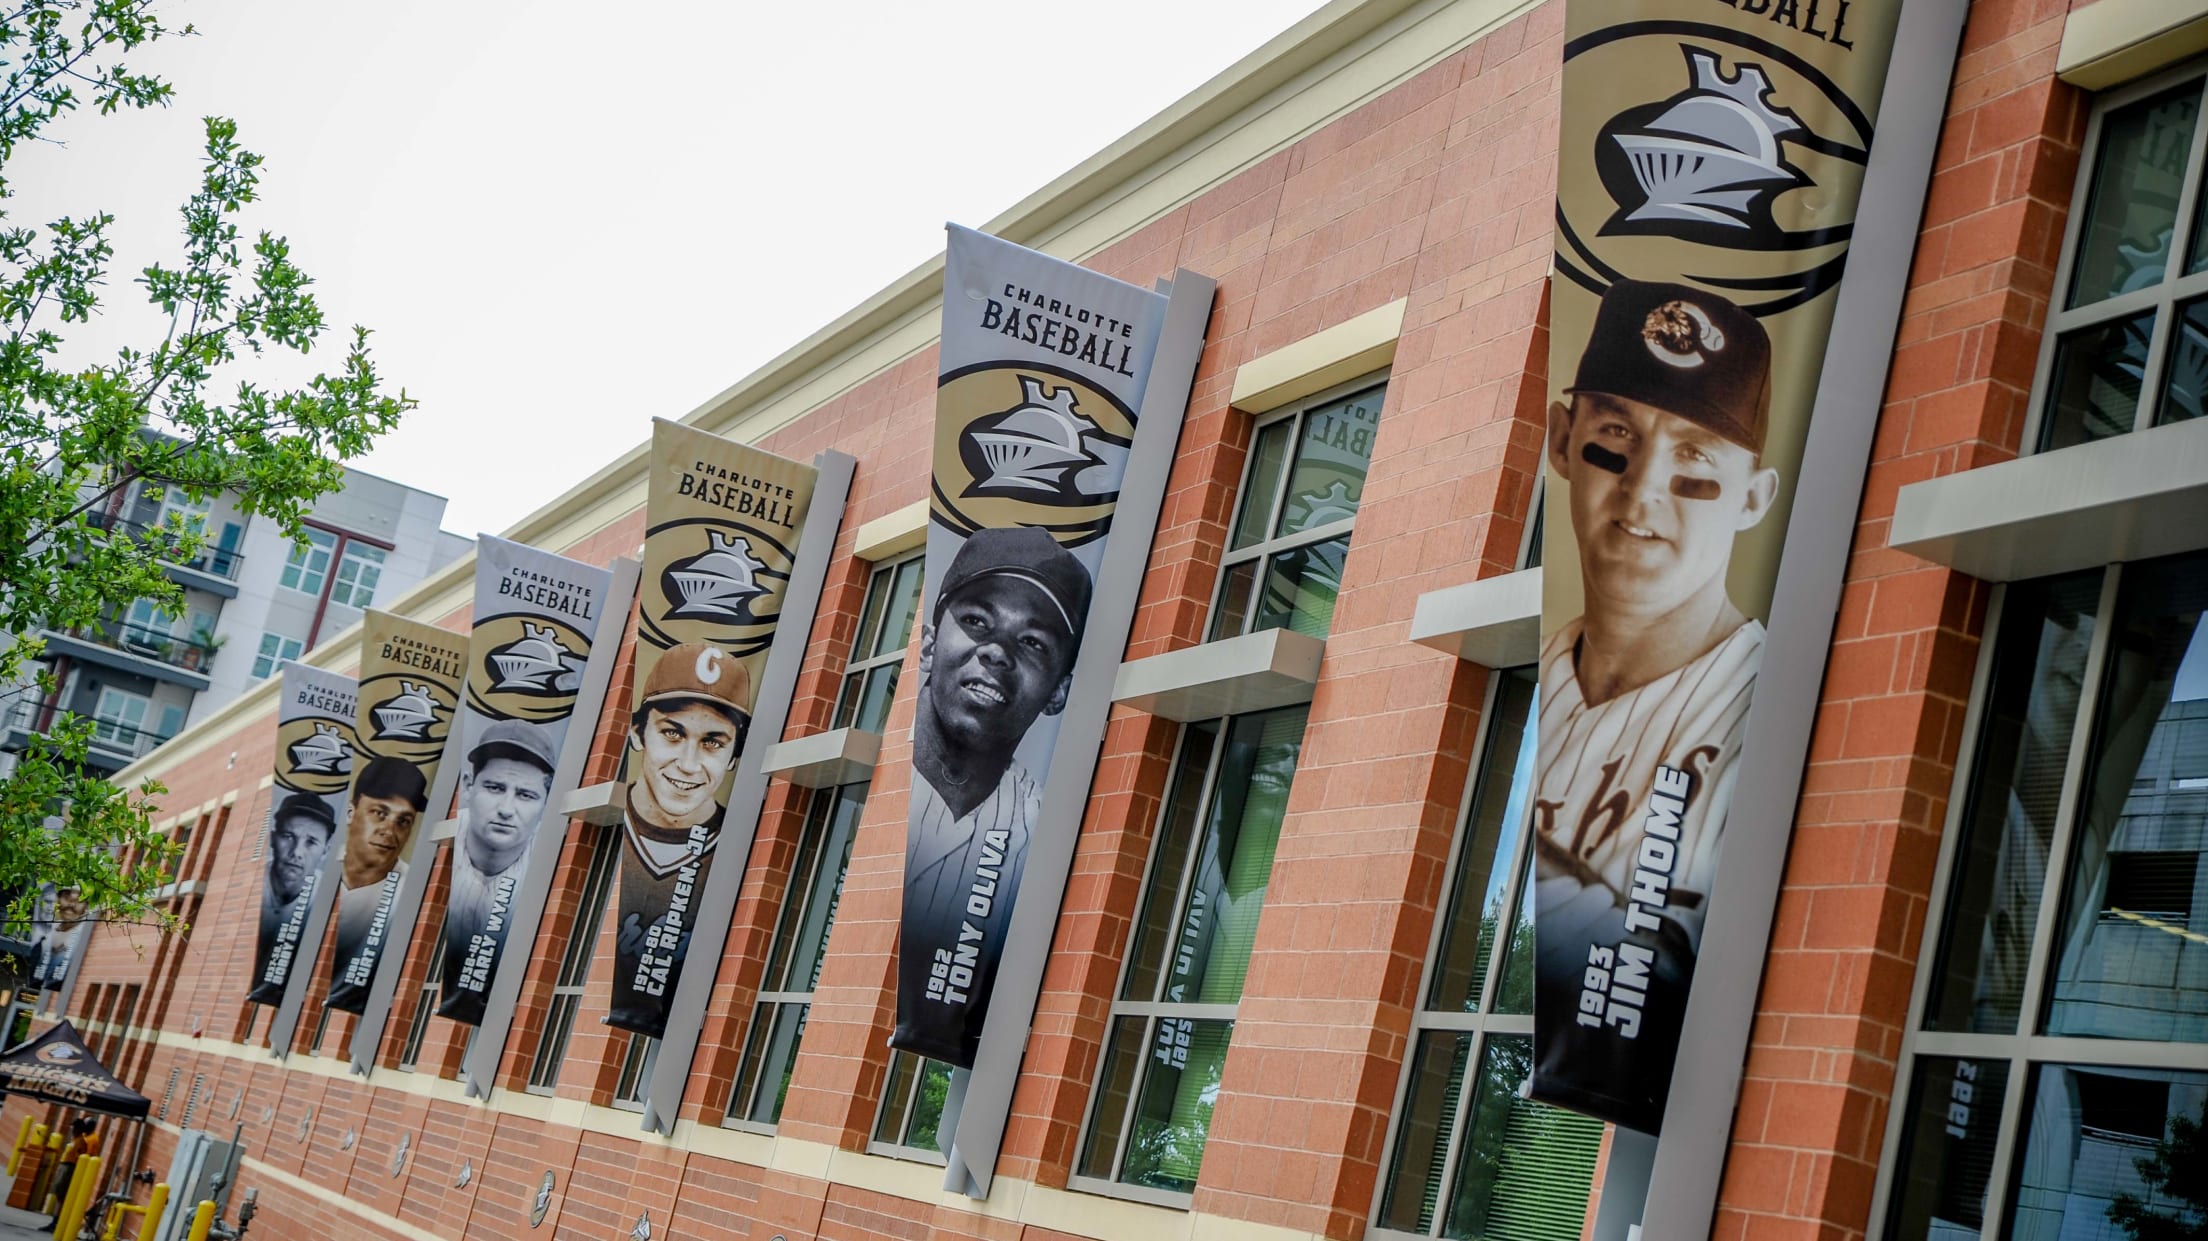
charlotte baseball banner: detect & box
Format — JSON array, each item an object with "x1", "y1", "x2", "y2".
[
  {"x1": 605, "y1": 419, "x2": 819, "y2": 1038},
  {"x1": 249, "y1": 663, "x2": 357, "y2": 1006},
  {"x1": 1532, "y1": 0, "x2": 1904, "y2": 1132},
  {"x1": 434, "y1": 537, "x2": 613, "y2": 1025},
  {"x1": 323, "y1": 611, "x2": 468, "y2": 1013},
  {"x1": 889, "y1": 224, "x2": 1168, "y2": 1068}
]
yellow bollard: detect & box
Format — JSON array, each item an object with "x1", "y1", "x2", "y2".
[
  {"x1": 95, "y1": 1180, "x2": 167, "y2": 1241},
  {"x1": 184, "y1": 1200, "x2": 216, "y2": 1241},
  {"x1": 8, "y1": 1115, "x2": 32, "y2": 1175},
  {"x1": 54, "y1": 1152, "x2": 99, "y2": 1241}
]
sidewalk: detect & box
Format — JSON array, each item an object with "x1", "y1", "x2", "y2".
[{"x1": 0, "y1": 1205, "x2": 53, "y2": 1241}]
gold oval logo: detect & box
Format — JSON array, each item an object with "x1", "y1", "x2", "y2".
[
  {"x1": 639, "y1": 516, "x2": 797, "y2": 658},
  {"x1": 275, "y1": 716, "x2": 356, "y2": 796},
  {"x1": 931, "y1": 362, "x2": 1135, "y2": 548},
  {"x1": 356, "y1": 671, "x2": 458, "y2": 768},
  {"x1": 466, "y1": 614, "x2": 594, "y2": 724}
]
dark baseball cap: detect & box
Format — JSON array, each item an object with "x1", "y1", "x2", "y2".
[
  {"x1": 274, "y1": 790, "x2": 337, "y2": 837},
  {"x1": 1564, "y1": 280, "x2": 1771, "y2": 454},
  {"x1": 934, "y1": 527, "x2": 1093, "y2": 642},
  {"x1": 469, "y1": 718, "x2": 559, "y2": 776}
]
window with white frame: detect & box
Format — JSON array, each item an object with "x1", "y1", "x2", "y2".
[
  {"x1": 1371, "y1": 666, "x2": 1604, "y2": 1239},
  {"x1": 1074, "y1": 705, "x2": 1308, "y2": 1201},
  {"x1": 251, "y1": 632, "x2": 303, "y2": 681},
  {"x1": 279, "y1": 528, "x2": 338, "y2": 597},
  {"x1": 1210, "y1": 379, "x2": 1385, "y2": 642},
  {"x1": 92, "y1": 687, "x2": 150, "y2": 746},
  {"x1": 833, "y1": 554, "x2": 922, "y2": 734},
  {"x1": 527, "y1": 824, "x2": 620, "y2": 1093},
  {"x1": 1872, "y1": 548, "x2": 2208, "y2": 1238},
  {"x1": 725, "y1": 781, "x2": 866, "y2": 1130},
  {"x1": 2029, "y1": 65, "x2": 2208, "y2": 453},
  {"x1": 330, "y1": 542, "x2": 385, "y2": 609}
]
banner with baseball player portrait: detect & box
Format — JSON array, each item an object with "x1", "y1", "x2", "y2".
[
  {"x1": 889, "y1": 224, "x2": 1169, "y2": 1069},
  {"x1": 249, "y1": 663, "x2": 358, "y2": 1006},
  {"x1": 433, "y1": 537, "x2": 613, "y2": 1026},
  {"x1": 1532, "y1": 0, "x2": 1905, "y2": 1132},
  {"x1": 605, "y1": 419, "x2": 820, "y2": 1039},
  {"x1": 323, "y1": 611, "x2": 468, "y2": 1013}
]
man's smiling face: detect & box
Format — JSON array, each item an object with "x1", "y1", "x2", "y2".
[
  {"x1": 1552, "y1": 392, "x2": 1775, "y2": 620},
  {"x1": 924, "y1": 576, "x2": 1075, "y2": 760},
  {"x1": 345, "y1": 794, "x2": 419, "y2": 884},
  {"x1": 633, "y1": 700, "x2": 742, "y2": 829}
]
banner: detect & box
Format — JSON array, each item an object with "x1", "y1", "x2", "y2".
[
  {"x1": 323, "y1": 612, "x2": 468, "y2": 1013},
  {"x1": 889, "y1": 225, "x2": 1168, "y2": 1068},
  {"x1": 1532, "y1": 0, "x2": 1904, "y2": 1132},
  {"x1": 433, "y1": 537, "x2": 613, "y2": 1025},
  {"x1": 605, "y1": 419, "x2": 820, "y2": 1038},
  {"x1": 25, "y1": 883, "x2": 88, "y2": 999},
  {"x1": 249, "y1": 663, "x2": 357, "y2": 1006}
]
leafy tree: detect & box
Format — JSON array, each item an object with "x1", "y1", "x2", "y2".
[
  {"x1": 2109, "y1": 1109, "x2": 2208, "y2": 1240},
  {"x1": 0, "y1": 1, "x2": 411, "y2": 941}
]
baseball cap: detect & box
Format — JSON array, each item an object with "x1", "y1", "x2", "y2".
[
  {"x1": 636, "y1": 642, "x2": 752, "y2": 723},
  {"x1": 1564, "y1": 279, "x2": 1772, "y2": 454},
  {"x1": 933, "y1": 526, "x2": 1093, "y2": 642},
  {"x1": 468, "y1": 718, "x2": 559, "y2": 776},
  {"x1": 274, "y1": 790, "x2": 337, "y2": 837}
]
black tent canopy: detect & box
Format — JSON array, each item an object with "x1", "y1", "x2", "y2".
[{"x1": 0, "y1": 1021, "x2": 149, "y2": 1119}]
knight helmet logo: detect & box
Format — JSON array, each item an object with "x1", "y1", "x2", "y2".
[
  {"x1": 289, "y1": 722, "x2": 351, "y2": 775},
  {"x1": 489, "y1": 622, "x2": 585, "y2": 695},
  {"x1": 960, "y1": 374, "x2": 1129, "y2": 504},
  {"x1": 371, "y1": 681, "x2": 441, "y2": 741},
  {"x1": 664, "y1": 530, "x2": 768, "y2": 622},
  {"x1": 35, "y1": 1041, "x2": 81, "y2": 1065},
  {"x1": 1598, "y1": 49, "x2": 1809, "y2": 245},
  {"x1": 531, "y1": 1171, "x2": 556, "y2": 1227}
]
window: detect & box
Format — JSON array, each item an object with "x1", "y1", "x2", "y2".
[
  {"x1": 252, "y1": 632, "x2": 304, "y2": 681},
  {"x1": 398, "y1": 924, "x2": 447, "y2": 1071},
  {"x1": 2030, "y1": 67, "x2": 2208, "y2": 452},
  {"x1": 873, "y1": 1051, "x2": 956, "y2": 1160},
  {"x1": 1373, "y1": 667, "x2": 1603, "y2": 1239},
  {"x1": 279, "y1": 529, "x2": 338, "y2": 596},
  {"x1": 1874, "y1": 549, "x2": 2208, "y2": 1238},
  {"x1": 614, "y1": 1034, "x2": 659, "y2": 1108},
  {"x1": 726, "y1": 782, "x2": 865, "y2": 1130},
  {"x1": 833, "y1": 555, "x2": 923, "y2": 734},
  {"x1": 1211, "y1": 380, "x2": 1384, "y2": 642},
  {"x1": 1075, "y1": 706, "x2": 1308, "y2": 1201},
  {"x1": 330, "y1": 543, "x2": 385, "y2": 609},
  {"x1": 92, "y1": 687, "x2": 150, "y2": 746},
  {"x1": 528, "y1": 825, "x2": 620, "y2": 1093}
]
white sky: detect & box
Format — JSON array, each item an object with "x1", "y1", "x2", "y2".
[{"x1": 17, "y1": 0, "x2": 1325, "y2": 537}]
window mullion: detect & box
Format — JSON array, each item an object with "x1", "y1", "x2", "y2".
[
  {"x1": 1972, "y1": 1048, "x2": 2034, "y2": 1240},
  {"x1": 1474, "y1": 747, "x2": 1537, "y2": 1018},
  {"x1": 2020, "y1": 102, "x2": 2111, "y2": 454},
  {"x1": 2012, "y1": 565, "x2": 2123, "y2": 1041},
  {"x1": 1260, "y1": 410, "x2": 1303, "y2": 544},
  {"x1": 1425, "y1": 1028, "x2": 1486, "y2": 1238},
  {"x1": 1108, "y1": 1015, "x2": 1156, "y2": 1184},
  {"x1": 2132, "y1": 292, "x2": 2178, "y2": 433},
  {"x1": 1134, "y1": 725, "x2": 1227, "y2": 1006},
  {"x1": 2158, "y1": 74, "x2": 2208, "y2": 298}
]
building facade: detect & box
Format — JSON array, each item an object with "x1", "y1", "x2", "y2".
[
  {"x1": 0, "y1": 467, "x2": 468, "y2": 777},
  {"x1": 13, "y1": 0, "x2": 2208, "y2": 1237}
]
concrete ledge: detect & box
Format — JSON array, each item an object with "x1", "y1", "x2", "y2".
[
  {"x1": 852, "y1": 500, "x2": 928, "y2": 563},
  {"x1": 1409, "y1": 567, "x2": 1541, "y2": 667},
  {"x1": 1229, "y1": 298, "x2": 1404, "y2": 413},
  {"x1": 556, "y1": 780, "x2": 626, "y2": 826},
  {"x1": 761, "y1": 727, "x2": 883, "y2": 789},
  {"x1": 1112, "y1": 627, "x2": 1324, "y2": 722},
  {"x1": 2059, "y1": 0, "x2": 2208, "y2": 89},
  {"x1": 427, "y1": 816, "x2": 460, "y2": 842},
  {"x1": 1891, "y1": 417, "x2": 2208, "y2": 581}
]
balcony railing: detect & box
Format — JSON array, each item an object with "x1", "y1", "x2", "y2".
[
  {"x1": 64, "y1": 619, "x2": 220, "y2": 676},
  {"x1": 3, "y1": 699, "x2": 175, "y2": 761},
  {"x1": 86, "y1": 511, "x2": 245, "y2": 581}
]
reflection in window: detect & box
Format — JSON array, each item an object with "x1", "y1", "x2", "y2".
[
  {"x1": 1883, "y1": 1058, "x2": 2010, "y2": 1240},
  {"x1": 873, "y1": 1051, "x2": 954, "y2": 1159},
  {"x1": 279, "y1": 528, "x2": 338, "y2": 596},
  {"x1": 1079, "y1": 707, "x2": 1307, "y2": 1195},
  {"x1": 2008, "y1": 1065, "x2": 2208, "y2": 1237},
  {"x1": 2068, "y1": 85, "x2": 2200, "y2": 308},
  {"x1": 834, "y1": 555, "x2": 923, "y2": 734},
  {"x1": 1211, "y1": 381, "x2": 1384, "y2": 642}
]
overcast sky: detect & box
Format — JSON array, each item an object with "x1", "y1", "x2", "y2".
[{"x1": 19, "y1": 0, "x2": 1324, "y2": 537}]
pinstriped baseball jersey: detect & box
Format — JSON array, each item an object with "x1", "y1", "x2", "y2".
[
  {"x1": 1532, "y1": 616, "x2": 1763, "y2": 951},
  {"x1": 893, "y1": 766, "x2": 1038, "y2": 1066}
]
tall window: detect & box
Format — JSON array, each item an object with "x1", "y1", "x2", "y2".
[
  {"x1": 873, "y1": 1052, "x2": 957, "y2": 1160},
  {"x1": 1075, "y1": 706, "x2": 1308, "y2": 1201},
  {"x1": 1372, "y1": 667, "x2": 1603, "y2": 1239},
  {"x1": 398, "y1": 923, "x2": 447, "y2": 1071},
  {"x1": 1873, "y1": 549, "x2": 2208, "y2": 1238},
  {"x1": 528, "y1": 825, "x2": 620, "y2": 1093},
  {"x1": 279, "y1": 529, "x2": 338, "y2": 596},
  {"x1": 252, "y1": 632, "x2": 304, "y2": 681},
  {"x1": 834, "y1": 555, "x2": 923, "y2": 733},
  {"x1": 330, "y1": 543, "x2": 385, "y2": 609},
  {"x1": 614, "y1": 1033, "x2": 659, "y2": 1107},
  {"x1": 2030, "y1": 66, "x2": 2208, "y2": 452},
  {"x1": 92, "y1": 687, "x2": 149, "y2": 746},
  {"x1": 725, "y1": 783, "x2": 865, "y2": 1129},
  {"x1": 1210, "y1": 380, "x2": 1384, "y2": 642}
]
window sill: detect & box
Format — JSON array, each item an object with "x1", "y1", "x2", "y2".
[
  {"x1": 1111, "y1": 626, "x2": 1324, "y2": 722},
  {"x1": 1889, "y1": 415, "x2": 2208, "y2": 581},
  {"x1": 863, "y1": 1139, "x2": 947, "y2": 1167},
  {"x1": 760, "y1": 727, "x2": 882, "y2": 789},
  {"x1": 1408, "y1": 567, "x2": 1541, "y2": 667},
  {"x1": 1063, "y1": 1173, "x2": 1193, "y2": 1213}
]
